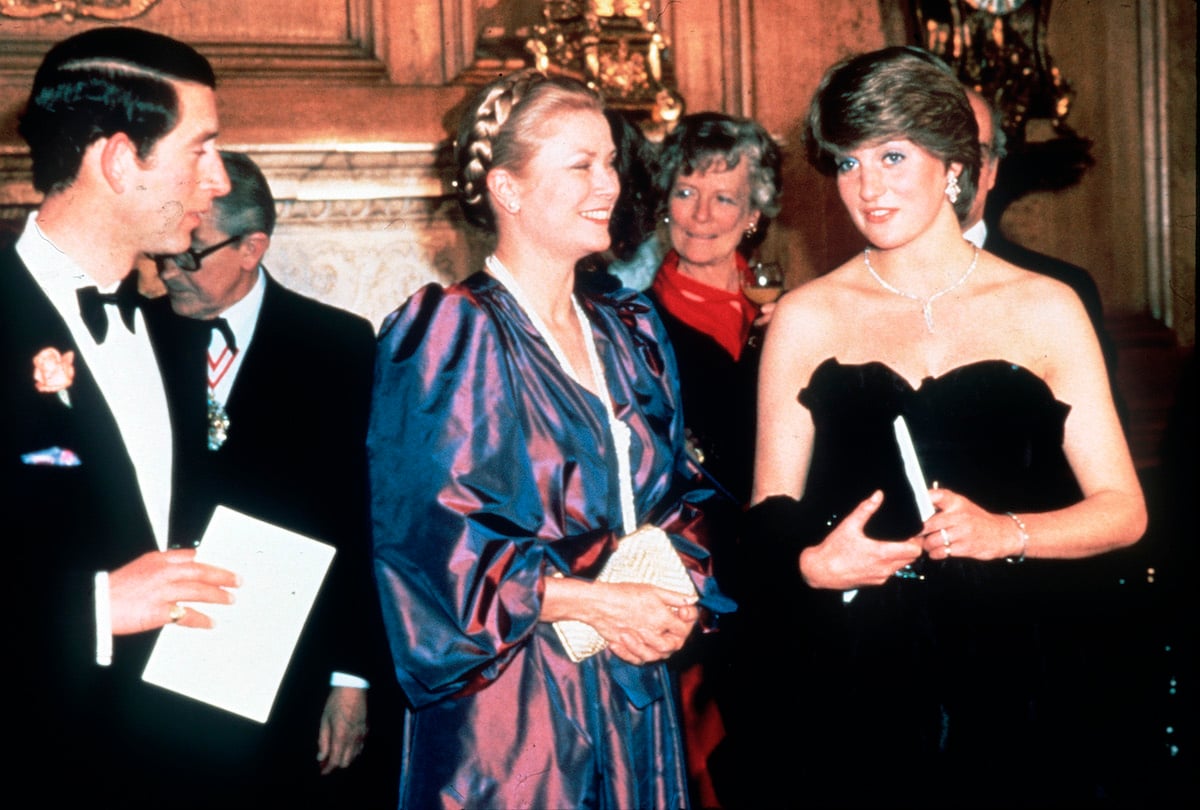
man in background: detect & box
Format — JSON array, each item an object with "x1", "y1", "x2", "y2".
[
  {"x1": 1, "y1": 26, "x2": 244, "y2": 806},
  {"x1": 152, "y1": 150, "x2": 399, "y2": 807},
  {"x1": 963, "y1": 87, "x2": 1122, "y2": 395}
]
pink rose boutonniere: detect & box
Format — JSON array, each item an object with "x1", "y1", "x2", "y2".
[{"x1": 33, "y1": 347, "x2": 76, "y2": 408}]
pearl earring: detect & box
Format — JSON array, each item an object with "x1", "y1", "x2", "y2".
[{"x1": 945, "y1": 173, "x2": 961, "y2": 205}]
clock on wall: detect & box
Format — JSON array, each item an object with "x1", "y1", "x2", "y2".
[
  {"x1": 962, "y1": 0, "x2": 1028, "y2": 14},
  {"x1": 888, "y1": 0, "x2": 1093, "y2": 215}
]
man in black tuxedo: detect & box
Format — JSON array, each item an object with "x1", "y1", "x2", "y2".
[
  {"x1": 152, "y1": 150, "x2": 398, "y2": 807},
  {"x1": 1, "y1": 27, "x2": 247, "y2": 805},
  {"x1": 963, "y1": 88, "x2": 1122, "y2": 394}
]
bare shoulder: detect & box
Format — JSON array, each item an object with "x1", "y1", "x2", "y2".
[
  {"x1": 764, "y1": 261, "x2": 863, "y2": 390},
  {"x1": 986, "y1": 252, "x2": 1082, "y2": 306},
  {"x1": 775, "y1": 261, "x2": 861, "y2": 334},
  {"x1": 975, "y1": 253, "x2": 1101, "y2": 388}
]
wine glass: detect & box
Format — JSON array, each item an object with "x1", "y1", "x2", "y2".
[{"x1": 743, "y1": 261, "x2": 784, "y2": 305}]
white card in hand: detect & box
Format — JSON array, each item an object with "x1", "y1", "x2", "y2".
[
  {"x1": 141, "y1": 506, "x2": 335, "y2": 723},
  {"x1": 893, "y1": 414, "x2": 935, "y2": 521}
]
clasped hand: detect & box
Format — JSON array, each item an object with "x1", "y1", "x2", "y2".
[
  {"x1": 108, "y1": 548, "x2": 240, "y2": 634},
  {"x1": 589, "y1": 581, "x2": 699, "y2": 665},
  {"x1": 542, "y1": 576, "x2": 698, "y2": 666}
]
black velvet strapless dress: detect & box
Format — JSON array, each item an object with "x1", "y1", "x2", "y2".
[
  {"x1": 801, "y1": 357, "x2": 1079, "y2": 536},
  {"x1": 727, "y1": 359, "x2": 1116, "y2": 808}
]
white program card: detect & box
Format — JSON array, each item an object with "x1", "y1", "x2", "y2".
[
  {"x1": 142, "y1": 506, "x2": 335, "y2": 723},
  {"x1": 893, "y1": 414, "x2": 935, "y2": 521}
]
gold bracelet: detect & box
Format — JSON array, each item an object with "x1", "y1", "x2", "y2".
[{"x1": 1004, "y1": 512, "x2": 1028, "y2": 564}]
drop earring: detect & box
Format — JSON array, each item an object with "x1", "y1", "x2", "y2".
[{"x1": 945, "y1": 173, "x2": 961, "y2": 205}]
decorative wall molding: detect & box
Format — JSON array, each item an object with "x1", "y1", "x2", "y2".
[
  {"x1": 1138, "y1": 0, "x2": 1172, "y2": 327},
  {"x1": 1, "y1": 0, "x2": 161, "y2": 23},
  {"x1": 234, "y1": 146, "x2": 455, "y2": 202},
  {"x1": 266, "y1": 211, "x2": 470, "y2": 330},
  {"x1": 218, "y1": 144, "x2": 471, "y2": 329}
]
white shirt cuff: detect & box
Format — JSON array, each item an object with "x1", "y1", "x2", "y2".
[
  {"x1": 330, "y1": 671, "x2": 369, "y2": 689},
  {"x1": 94, "y1": 571, "x2": 113, "y2": 666}
]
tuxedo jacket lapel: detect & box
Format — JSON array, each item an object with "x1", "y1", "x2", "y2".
[
  {"x1": 1, "y1": 245, "x2": 157, "y2": 568},
  {"x1": 224, "y1": 273, "x2": 284, "y2": 425}
]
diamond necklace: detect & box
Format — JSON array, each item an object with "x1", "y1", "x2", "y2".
[{"x1": 863, "y1": 243, "x2": 979, "y2": 333}]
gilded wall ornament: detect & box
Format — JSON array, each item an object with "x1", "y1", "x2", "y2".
[
  {"x1": 528, "y1": 1, "x2": 683, "y2": 135},
  {"x1": 1, "y1": 0, "x2": 162, "y2": 23},
  {"x1": 906, "y1": 0, "x2": 1073, "y2": 143},
  {"x1": 888, "y1": 0, "x2": 1094, "y2": 217}
]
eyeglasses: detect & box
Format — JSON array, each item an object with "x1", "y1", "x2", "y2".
[{"x1": 153, "y1": 233, "x2": 244, "y2": 272}]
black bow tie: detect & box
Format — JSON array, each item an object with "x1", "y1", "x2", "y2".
[
  {"x1": 208, "y1": 317, "x2": 238, "y2": 354},
  {"x1": 77, "y1": 276, "x2": 139, "y2": 344}
]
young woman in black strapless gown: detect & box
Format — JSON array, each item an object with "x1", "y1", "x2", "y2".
[{"x1": 736, "y1": 47, "x2": 1147, "y2": 809}]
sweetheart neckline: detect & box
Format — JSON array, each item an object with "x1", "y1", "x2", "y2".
[{"x1": 813, "y1": 357, "x2": 1056, "y2": 398}]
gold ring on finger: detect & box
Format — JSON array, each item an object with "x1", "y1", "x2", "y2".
[{"x1": 168, "y1": 603, "x2": 186, "y2": 623}]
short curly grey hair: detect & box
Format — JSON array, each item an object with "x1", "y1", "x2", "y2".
[{"x1": 655, "y1": 112, "x2": 783, "y2": 252}]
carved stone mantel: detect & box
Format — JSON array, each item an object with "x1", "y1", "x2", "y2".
[{"x1": 227, "y1": 145, "x2": 474, "y2": 330}]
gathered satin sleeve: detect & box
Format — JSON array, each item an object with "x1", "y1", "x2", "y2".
[
  {"x1": 369, "y1": 280, "x2": 733, "y2": 710},
  {"x1": 369, "y1": 283, "x2": 556, "y2": 707}
]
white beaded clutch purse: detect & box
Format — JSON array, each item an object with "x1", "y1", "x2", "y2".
[{"x1": 553, "y1": 525, "x2": 697, "y2": 663}]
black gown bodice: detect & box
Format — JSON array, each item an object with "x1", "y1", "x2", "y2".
[{"x1": 800, "y1": 357, "x2": 1081, "y2": 539}]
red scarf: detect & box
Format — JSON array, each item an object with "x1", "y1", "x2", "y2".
[{"x1": 651, "y1": 250, "x2": 758, "y2": 361}]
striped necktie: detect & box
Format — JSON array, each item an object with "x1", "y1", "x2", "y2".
[{"x1": 207, "y1": 318, "x2": 238, "y2": 395}]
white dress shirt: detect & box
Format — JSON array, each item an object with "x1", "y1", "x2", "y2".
[
  {"x1": 208, "y1": 266, "x2": 265, "y2": 405},
  {"x1": 17, "y1": 211, "x2": 175, "y2": 664},
  {"x1": 963, "y1": 219, "x2": 988, "y2": 249}
]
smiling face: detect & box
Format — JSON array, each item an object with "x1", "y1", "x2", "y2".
[
  {"x1": 127, "y1": 80, "x2": 230, "y2": 256},
  {"x1": 835, "y1": 138, "x2": 958, "y2": 251},
  {"x1": 502, "y1": 108, "x2": 618, "y2": 264},
  {"x1": 667, "y1": 158, "x2": 758, "y2": 276}
]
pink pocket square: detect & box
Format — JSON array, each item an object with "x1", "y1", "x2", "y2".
[{"x1": 20, "y1": 446, "x2": 81, "y2": 466}]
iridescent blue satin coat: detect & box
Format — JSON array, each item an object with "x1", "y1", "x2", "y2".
[{"x1": 369, "y1": 272, "x2": 729, "y2": 809}]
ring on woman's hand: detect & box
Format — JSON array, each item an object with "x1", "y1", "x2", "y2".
[
  {"x1": 168, "y1": 603, "x2": 186, "y2": 623},
  {"x1": 940, "y1": 528, "x2": 952, "y2": 557}
]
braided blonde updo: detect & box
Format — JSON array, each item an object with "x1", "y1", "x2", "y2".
[{"x1": 455, "y1": 68, "x2": 604, "y2": 231}]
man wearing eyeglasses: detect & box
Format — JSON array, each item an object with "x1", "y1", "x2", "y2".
[{"x1": 150, "y1": 150, "x2": 398, "y2": 807}]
